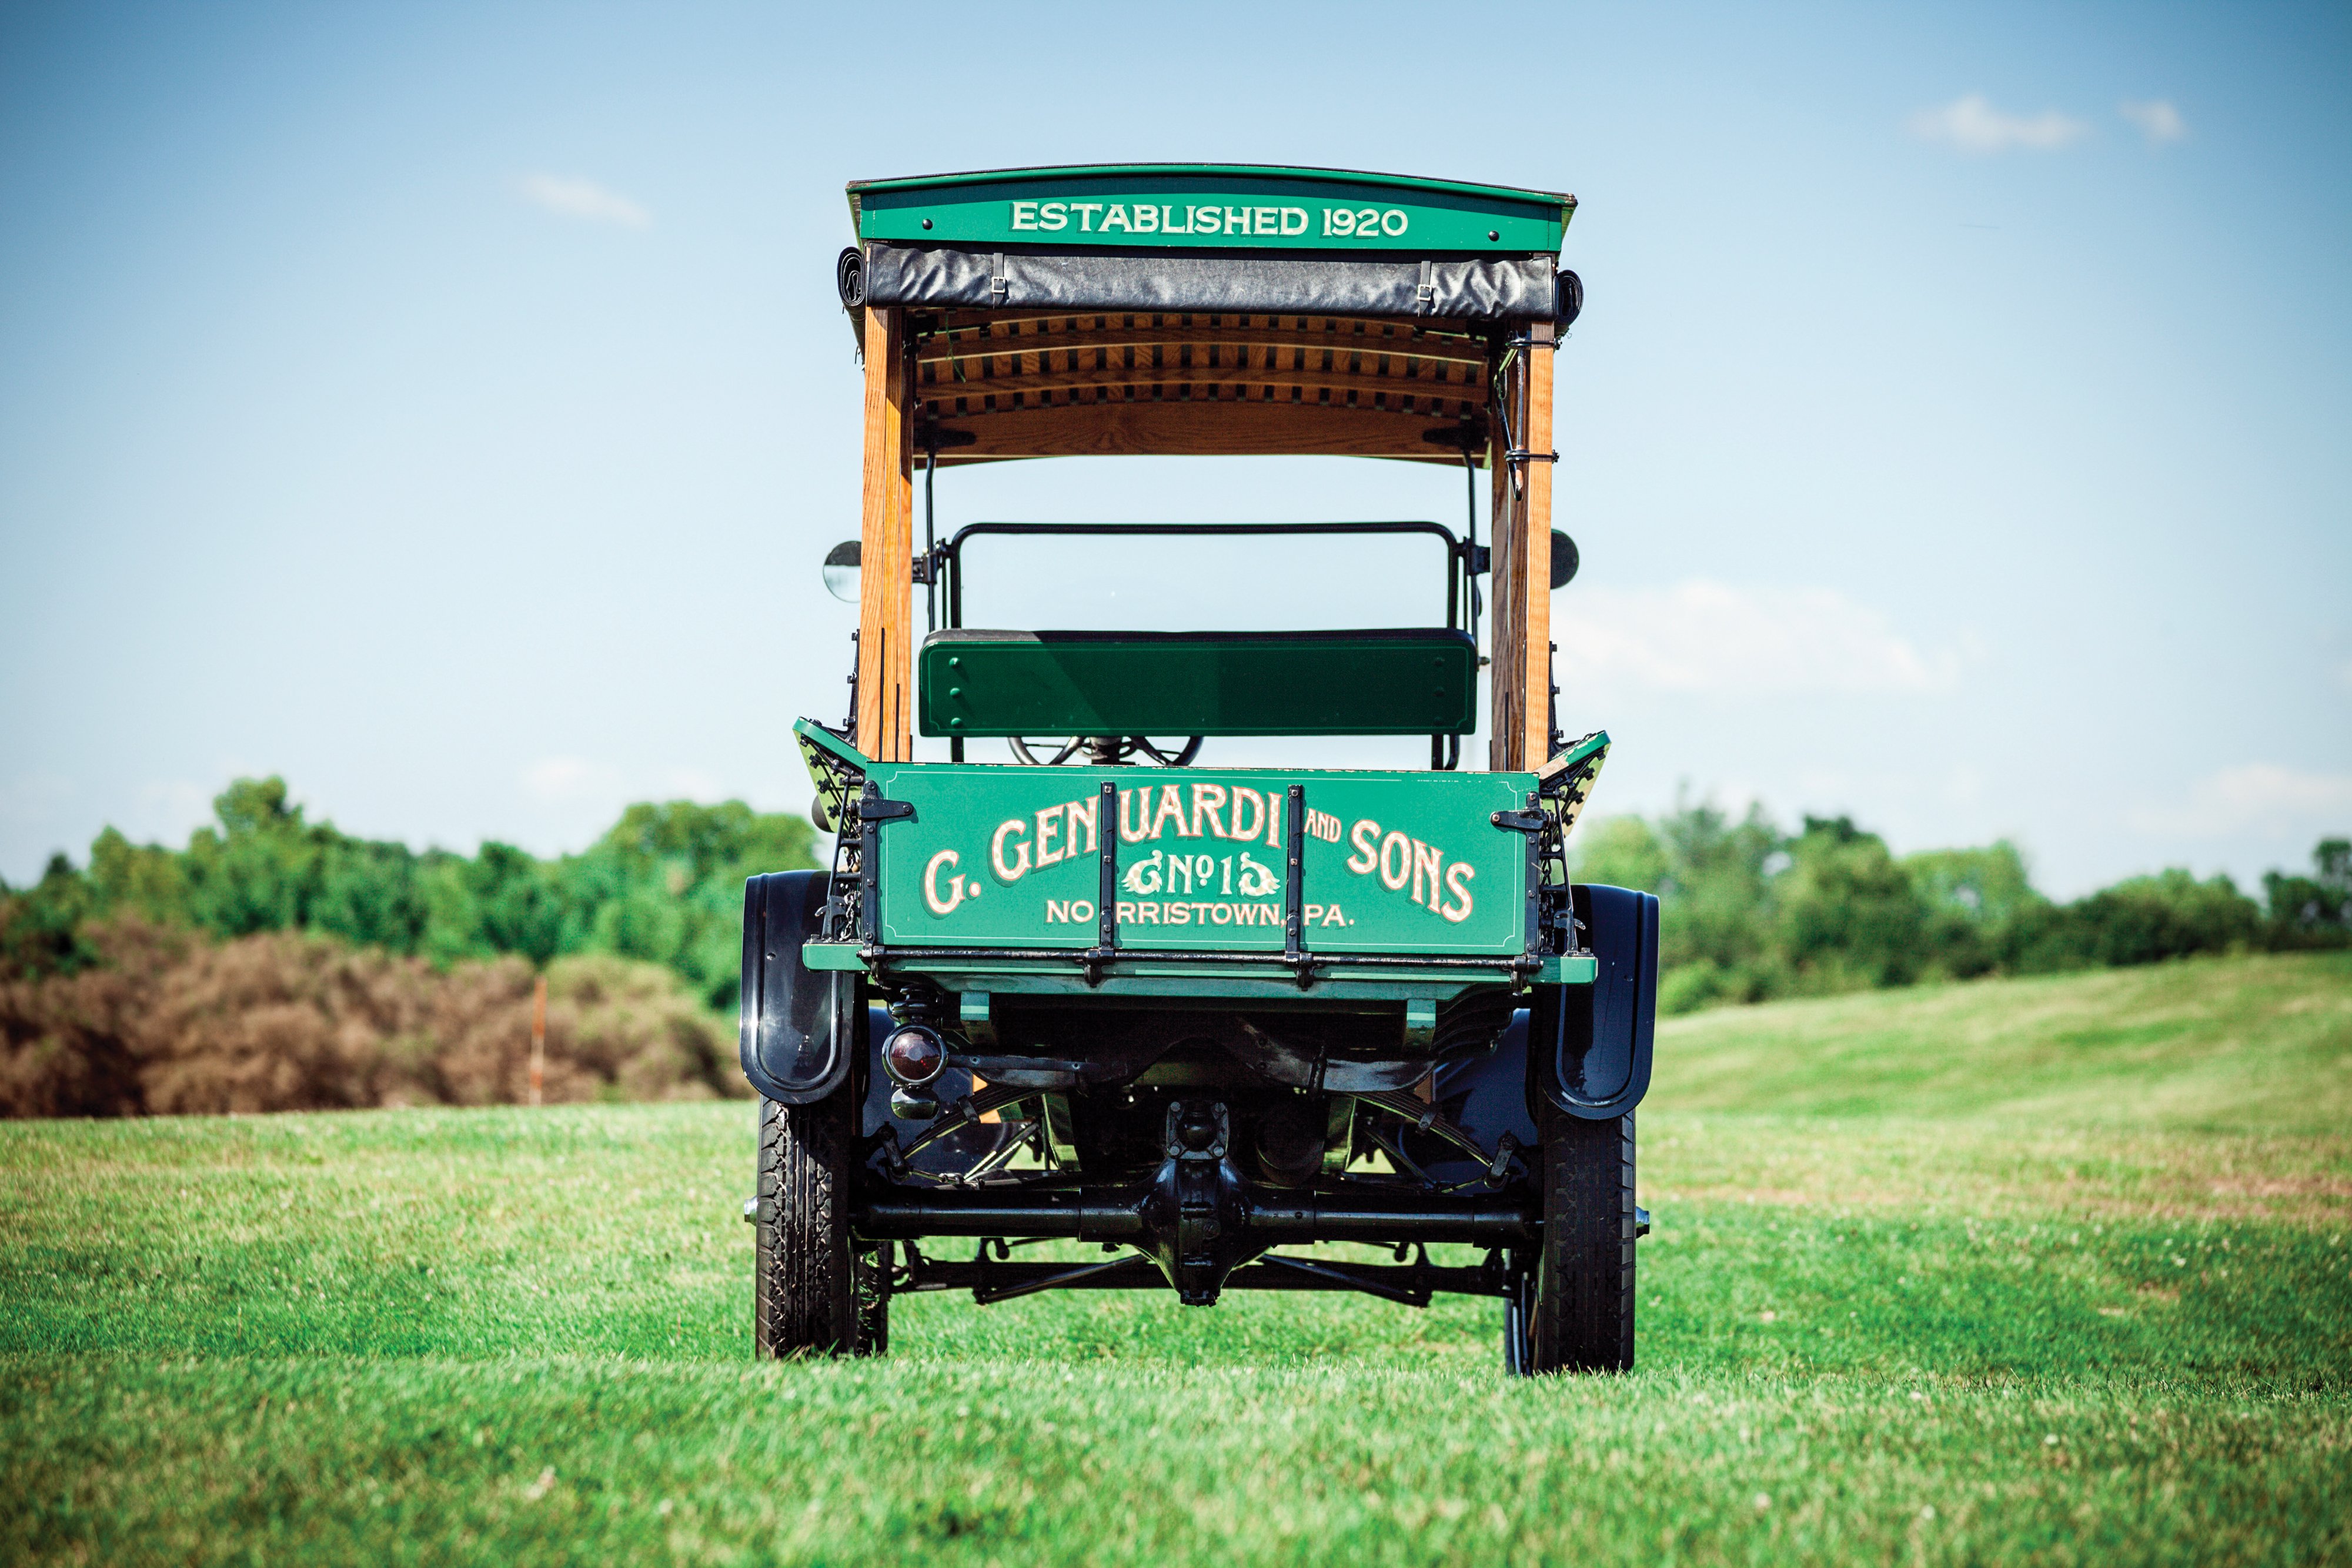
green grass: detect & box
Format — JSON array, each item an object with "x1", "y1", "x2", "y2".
[{"x1": 4, "y1": 952, "x2": 2348, "y2": 1564}]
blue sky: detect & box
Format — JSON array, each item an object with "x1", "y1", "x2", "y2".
[{"x1": 2, "y1": 1, "x2": 2346, "y2": 897}]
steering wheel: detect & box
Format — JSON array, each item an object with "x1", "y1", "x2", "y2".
[{"x1": 1007, "y1": 735, "x2": 1205, "y2": 767}]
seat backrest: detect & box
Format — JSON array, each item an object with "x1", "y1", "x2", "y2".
[{"x1": 918, "y1": 628, "x2": 1478, "y2": 739}]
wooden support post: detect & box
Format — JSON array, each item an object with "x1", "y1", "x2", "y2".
[
  {"x1": 1485, "y1": 323, "x2": 1556, "y2": 771},
  {"x1": 1487, "y1": 400, "x2": 1519, "y2": 772},
  {"x1": 857, "y1": 306, "x2": 915, "y2": 761},
  {"x1": 1521, "y1": 322, "x2": 1556, "y2": 770}
]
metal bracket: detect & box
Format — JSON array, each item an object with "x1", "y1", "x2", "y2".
[
  {"x1": 1282, "y1": 785, "x2": 1312, "y2": 988},
  {"x1": 857, "y1": 784, "x2": 915, "y2": 942},
  {"x1": 1486, "y1": 793, "x2": 1550, "y2": 975},
  {"x1": 795, "y1": 723, "x2": 867, "y2": 907},
  {"x1": 917, "y1": 421, "x2": 978, "y2": 452}
]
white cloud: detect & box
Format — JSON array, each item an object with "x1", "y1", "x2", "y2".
[
  {"x1": 518, "y1": 173, "x2": 651, "y2": 229},
  {"x1": 1908, "y1": 95, "x2": 2089, "y2": 153},
  {"x1": 2118, "y1": 99, "x2": 2187, "y2": 146},
  {"x1": 1553, "y1": 581, "x2": 1957, "y2": 696},
  {"x1": 2126, "y1": 764, "x2": 2352, "y2": 840}
]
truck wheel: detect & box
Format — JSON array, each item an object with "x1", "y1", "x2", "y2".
[
  {"x1": 754, "y1": 1091, "x2": 886, "y2": 1358},
  {"x1": 1526, "y1": 1108, "x2": 1635, "y2": 1373}
]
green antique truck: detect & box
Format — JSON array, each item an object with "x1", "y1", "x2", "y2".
[{"x1": 742, "y1": 165, "x2": 1656, "y2": 1373}]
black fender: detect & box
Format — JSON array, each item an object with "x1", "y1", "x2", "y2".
[
  {"x1": 1528, "y1": 884, "x2": 1659, "y2": 1121},
  {"x1": 738, "y1": 871, "x2": 854, "y2": 1104}
]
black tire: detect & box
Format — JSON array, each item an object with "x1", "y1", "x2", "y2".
[
  {"x1": 1526, "y1": 1107, "x2": 1635, "y2": 1373},
  {"x1": 754, "y1": 1091, "x2": 887, "y2": 1358}
]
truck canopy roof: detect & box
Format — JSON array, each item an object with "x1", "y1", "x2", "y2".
[{"x1": 840, "y1": 165, "x2": 1579, "y2": 464}]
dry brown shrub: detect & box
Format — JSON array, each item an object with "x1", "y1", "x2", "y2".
[{"x1": 0, "y1": 918, "x2": 744, "y2": 1117}]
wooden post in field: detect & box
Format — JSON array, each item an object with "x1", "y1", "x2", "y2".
[
  {"x1": 529, "y1": 973, "x2": 546, "y2": 1107},
  {"x1": 857, "y1": 305, "x2": 915, "y2": 761}
]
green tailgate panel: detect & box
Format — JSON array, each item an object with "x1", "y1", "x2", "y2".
[
  {"x1": 869, "y1": 764, "x2": 1534, "y2": 957},
  {"x1": 919, "y1": 630, "x2": 1478, "y2": 738}
]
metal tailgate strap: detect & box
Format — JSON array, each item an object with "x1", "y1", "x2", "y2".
[
  {"x1": 1284, "y1": 785, "x2": 1311, "y2": 987},
  {"x1": 1087, "y1": 780, "x2": 1118, "y2": 985}
]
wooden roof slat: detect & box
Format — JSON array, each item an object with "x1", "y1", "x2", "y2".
[
  {"x1": 925, "y1": 397, "x2": 1482, "y2": 463},
  {"x1": 920, "y1": 312, "x2": 1487, "y2": 344},
  {"x1": 915, "y1": 363, "x2": 1487, "y2": 408},
  {"x1": 925, "y1": 309, "x2": 1491, "y2": 338},
  {"x1": 913, "y1": 313, "x2": 1494, "y2": 409},
  {"x1": 916, "y1": 320, "x2": 1489, "y2": 372}
]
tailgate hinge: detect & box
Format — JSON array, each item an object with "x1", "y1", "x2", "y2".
[{"x1": 857, "y1": 784, "x2": 916, "y2": 944}]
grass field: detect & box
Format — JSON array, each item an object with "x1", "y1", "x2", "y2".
[{"x1": 5, "y1": 952, "x2": 2348, "y2": 1565}]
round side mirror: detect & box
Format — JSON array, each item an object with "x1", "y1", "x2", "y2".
[
  {"x1": 1550, "y1": 530, "x2": 1579, "y2": 589},
  {"x1": 823, "y1": 540, "x2": 861, "y2": 603},
  {"x1": 1555, "y1": 269, "x2": 1583, "y2": 331}
]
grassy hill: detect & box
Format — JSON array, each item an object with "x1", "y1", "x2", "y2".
[
  {"x1": 1658, "y1": 950, "x2": 2352, "y2": 1131},
  {"x1": 3, "y1": 952, "x2": 2347, "y2": 1564}
]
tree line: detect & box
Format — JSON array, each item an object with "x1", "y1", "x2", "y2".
[
  {"x1": 1569, "y1": 803, "x2": 2350, "y2": 1014},
  {"x1": 0, "y1": 777, "x2": 818, "y2": 1011},
  {"x1": 2, "y1": 777, "x2": 2344, "y2": 1023}
]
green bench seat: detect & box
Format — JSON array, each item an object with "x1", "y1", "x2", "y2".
[{"x1": 918, "y1": 628, "x2": 1478, "y2": 738}]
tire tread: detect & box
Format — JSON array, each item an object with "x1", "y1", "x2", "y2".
[
  {"x1": 755, "y1": 1092, "x2": 880, "y2": 1357},
  {"x1": 1529, "y1": 1108, "x2": 1635, "y2": 1373}
]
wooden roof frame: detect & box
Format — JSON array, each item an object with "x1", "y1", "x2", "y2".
[
  {"x1": 849, "y1": 168, "x2": 1564, "y2": 778},
  {"x1": 907, "y1": 309, "x2": 1495, "y2": 465}
]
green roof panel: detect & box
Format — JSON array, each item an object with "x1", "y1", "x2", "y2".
[{"x1": 847, "y1": 164, "x2": 1573, "y2": 255}]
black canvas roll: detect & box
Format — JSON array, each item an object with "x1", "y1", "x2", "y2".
[{"x1": 860, "y1": 243, "x2": 1558, "y2": 322}]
